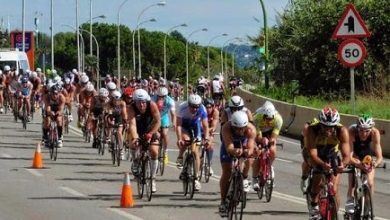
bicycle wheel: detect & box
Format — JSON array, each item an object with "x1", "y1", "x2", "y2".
[
  {"x1": 116, "y1": 136, "x2": 121, "y2": 167},
  {"x1": 227, "y1": 176, "x2": 237, "y2": 220},
  {"x1": 187, "y1": 155, "x2": 196, "y2": 199},
  {"x1": 326, "y1": 196, "x2": 338, "y2": 220},
  {"x1": 111, "y1": 141, "x2": 116, "y2": 165},
  {"x1": 257, "y1": 159, "x2": 266, "y2": 200},
  {"x1": 145, "y1": 158, "x2": 153, "y2": 201},
  {"x1": 204, "y1": 150, "x2": 211, "y2": 183},
  {"x1": 158, "y1": 145, "x2": 165, "y2": 176},
  {"x1": 305, "y1": 176, "x2": 313, "y2": 212},
  {"x1": 361, "y1": 186, "x2": 374, "y2": 220},
  {"x1": 199, "y1": 149, "x2": 205, "y2": 182},
  {"x1": 137, "y1": 159, "x2": 145, "y2": 199},
  {"x1": 264, "y1": 159, "x2": 274, "y2": 202},
  {"x1": 182, "y1": 154, "x2": 189, "y2": 196},
  {"x1": 22, "y1": 103, "x2": 27, "y2": 129}
]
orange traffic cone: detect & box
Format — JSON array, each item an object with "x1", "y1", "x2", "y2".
[
  {"x1": 32, "y1": 143, "x2": 43, "y2": 169},
  {"x1": 120, "y1": 172, "x2": 134, "y2": 208}
]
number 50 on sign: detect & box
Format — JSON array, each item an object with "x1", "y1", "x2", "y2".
[{"x1": 337, "y1": 38, "x2": 367, "y2": 68}]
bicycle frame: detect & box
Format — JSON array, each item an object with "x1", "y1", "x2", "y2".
[
  {"x1": 226, "y1": 156, "x2": 246, "y2": 220},
  {"x1": 312, "y1": 169, "x2": 338, "y2": 220},
  {"x1": 135, "y1": 138, "x2": 153, "y2": 201}
]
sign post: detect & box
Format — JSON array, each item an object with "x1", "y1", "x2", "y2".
[{"x1": 332, "y1": 3, "x2": 370, "y2": 114}]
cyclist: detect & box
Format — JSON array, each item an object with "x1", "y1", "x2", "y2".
[
  {"x1": 252, "y1": 100, "x2": 283, "y2": 191},
  {"x1": 0, "y1": 70, "x2": 5, "y2": 113},
  {"x1": 78, "y1": 82, "x2": 97, "y2": 128},
  {"x1": 151, "y1": 86, "x2": 176, "y2": 164},
  {"x1": 211, "y1": 74, "x2": 225, "y2": 109},
  {"x1": 204, "y1": 98, "x2": 219, "y2": 175},
  {"x1": 29, "y1": 71, "x2": 42, "y2": 110},
  {"x1": 176, "y1": 94, "x2": 210, "y2": 191},
  {"x1": 307, "y1": 106, "x2": 350, "y2": 219},
  {"x1": 89, "y1": 88, "x2": 110, "y2": 148},
  {"x1": 63, "y1": 78, "x2": 76, "y2": 122},
  {"x1": 105, "y1": 90, "x2": 127, "y2": 158},
  {"x1": 128, "y1": 89, "x2": 161, "y2": 192},
  {"x1": 219, "y1": 111, "x2": 256, "y2": 217},
  {"x1": 75, "y1": 74, "x2": 90, "y2": 104},
  {"x1": 17, "y1": 77, "x2": 33, "y2": 121},
  {"x1": 106, "y1": 81, "x2": 118, "y2": 97},
  {"x1": 220, "y1": 95, "x2": 253, "y2": 125},
  {"x1": 345, "y1": 113, "x2": 383, "y2": 214},
  {"x1": 43, "y1": 84, "x2": 66, "y2": 147}
]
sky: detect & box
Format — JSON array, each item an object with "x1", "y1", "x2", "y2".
[{"x1": 1, "y1": 0, "x2": 290, "y2": 46}]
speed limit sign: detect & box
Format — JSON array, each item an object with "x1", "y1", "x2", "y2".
[{"x1": 337, "y1": 38, "x2": 367, "y2": 67}]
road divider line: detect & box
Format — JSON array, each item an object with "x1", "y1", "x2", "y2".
[
  {"x1": 59, "y1": 186, "x2": 87, "y2": 197},
  {"x1": 275, "y1": 158, "x2": 293, "y2": 163},
  {"x1": 107, "y1": 208, "x2": 144, "y2": 220},
  {"x1": 279, "y1": 137, "x2": 300, "y2": 146},
  {"x1": 1, "y1": 153, "x2": 12, "y2": 158},
  {"x1": 26, "y1": 169, "x2": 43, "y2": 177}
]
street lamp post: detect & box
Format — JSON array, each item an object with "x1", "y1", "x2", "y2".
[
  {"x1": 258, "y1": 0, "x2": 269, "y2": 89},
  {"x1": 137, "y1": 1, "x2": 166, "y2": 79},
  {"x1": 51, "y1": 0, "x2": 54, "y2": 69},
  {"x1": 22, "y1": 0, "x2": 25, "y2": 52},
  {"x1": 207, "y1": 33, "x2": 228, "y2": 79},
  {"x1": 221, "y1": 37, "x2": 241, "y2": 83},
  {"x1": 164, "y1": 23, "x2": 187, "y2": 80},
  {"x1": 117, "y1": 0, "x2": 130, "y2": 84},
  {"x1": 186, "y1": 28, "x2": 208, "y2": 99},
  {"x1": 232, "y1": 44, "x2": 244, "y2": 76},
  {"x1": 132, "y1": 19, "x2": 156, "y2": 78},
  {"x1": 76, "y1": 0, "x2": 80, "y2": 72},
  {"x1": 80, "y1": 29, "x2": 100, "y2": 89},
  {"x1": 62, "y1": 24, "x2": 85, "y2": 72}
]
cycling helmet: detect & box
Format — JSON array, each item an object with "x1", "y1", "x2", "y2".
[
  {"x1": 85, "y1": 83, "x2": 94, "y2": 92},
  {"x1": 4, "y1": 65, "x2": 11, "y2": 71},
  {"x1": 112, "y1": 90, "x2": 122, "y2": 100},
  {"x1": 80, "y1": 75, "x2": 89, "y2": 84},
  {"x1": 0, "y1": 70, "x2": 2, "y2": 76},
  {"x1": 213, "y1": 74, "x2": 220, "y2": 80},
  {"x1": 141, "y1": 79, "x2": 149, "y2": 87},
  {"x1": 188, "y1": 94, "x2": 202, "y2": 106},
  {"x1": 357, "y1": 113, "x2": 375, "y2": 129},
  {"x1": 203, "y1": 98, "x2": 215, "y2": 107},
  {"x1": 50, "y1": 84, "x2": 60, "y2": 93},
  {"x1": 159, "y1": 78, "x2": 166, "y2": 86},
  {"x1": 21, "y1": 77, "x2": 29, "y2": 83},
  {"x1": 133, "y1": 89, "x2": 151, "y2": 102},
  {"x1": 318, "y1": 106, "x2": 340, "y2": 126},
  {"x1": 157, "y1": 87, "x2": 168, "y2": 97},
  {"x1": 228, "y1": 96, "x2": 244, "y2": 108},
  {"x1": 231, "y1": 111, "x2": 249, "y2": 128},
  {"x1": 106, "y1": 82, "x2": 116, "y2": 91},
  {"x1": 124, "y1": 87, "x2": 135, "y2": 97},
  {"x1": 257, "y1": 101, "x2": 276, "y2": 118},
  {"x1": 52, "y1": 69, "x2": 57, "y2": 75},
  {"x1": 99, "y1": 88, "x2": 109, "y2": 97},
  {"x1": 30, "y1": 71, "x2": 38, "y2": 79},
  {"x1": 54, "y1": 75, "x2": 62, "y2": 83},
  {"x1": 64, "y1": 77, "x2": 71, "y2": 85},
  {"x1": 36, "y1": 67, "x2": 42, "y2": 72},
  {"x1": 72, "y1": 68, "x2": 78, "y2": 74}
]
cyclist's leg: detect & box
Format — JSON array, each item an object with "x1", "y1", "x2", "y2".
[
  {"x1": 25, "y1": 96, "x2": 31, "y2": 116},
  {"x1": 56, "y1": 113, "x2": 64, "y2": 147},
  {"x1": 309, "y1": 173, "x2": 323, "y2": 218},
  {"x1": 161, "y1": 127, "x2": 169, "y2": 162},
  {"x1": 367, "y1": 168, "x2": 376, "y2": 197},
  {"x1": 0, "y1": 89, "x2": 4, "y2": 112},
  {"x1": 219, "y1": 146, "x2": 233, "y2": 215}
]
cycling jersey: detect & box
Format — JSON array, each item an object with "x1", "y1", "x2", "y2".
[
  {"x1": 92, "y1": 96, "x2": 108, "y2": 117},
  {"x1": 212, "y1": 80, "x2": 222, "y2": 94},
  {"x1": 220, "y1": 127, "x2": 248, "y2": 163},
  {"x1": 350, "y1": 124, "x2": 374, "y2": 161},
  {"x1": 132, "y1": 101, "x2": 153, "y2": 135},
  {"x1": 253, "y1": 112, "x2": 283, "y2": 138},
  {"x1": 309, "y1": 121, "x2": 343, "y2": 161},
  {"x1": 151, "y1": 95, "x2": 175, "y2": 128},
  {"x1": 49, "y1": 97, "x2": 60, "y2": 113},
  {"x1": 177, "y1": 102, "x2": 207, "y2": 139}
]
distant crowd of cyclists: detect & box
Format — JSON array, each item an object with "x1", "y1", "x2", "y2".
[{"x1": 0, "y1": 65, "x2": 384, "y2": 219}]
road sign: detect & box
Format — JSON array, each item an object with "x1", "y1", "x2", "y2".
[
  {"x1": 332, "y1": 3, "x2": 370, "y2": 39},
  {"x1": 338, "y1": 38, "x2": 366, "y2": 67}
]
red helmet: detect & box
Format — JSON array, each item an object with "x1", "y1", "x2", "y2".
[
  {"x1": 318, "y1": 106, "x2": 340, "y2": 126},
  {"x1": 124, "y1": 87, "x2": 135, "y2": 97}
]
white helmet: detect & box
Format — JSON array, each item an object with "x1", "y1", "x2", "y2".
[
  {"x1": 4, "y1": 65, "x2": 11, "y2": 71},
  {"x1": 133, "y1": 89, "x2": 150, "y2": 101},
  {"x1": 52, "y1": 69, "x2": 57, "y2": 75},
  {"x1": 80, "y1": 72, "x2": 87, "y2": 77},
  {"x1": 0, "y1": 70, "x2": 2, "y2": 76},
  {"x1": 36, "y1": 67, "x2": 42, "y2": 72},
  {"x1": 80, "y1": 75, "x2": 89, "y2": 84},
  {"x1": 256, "y1": 101, "x2": 276, "y2": 118},
  {"x1": 141, "y1": 79, "x2": 148, "y2": 87},
  {"x1": 228, "y1": 96, "x2": 244, "y2": 108},
  {"x1": 157, "y1": 87, "x2": 168, "y2": 97},
  {"x1": 112, "y1": 90, "x2": 122, "y2": 100},
  {"x1": 318, "y1": 106, "x2": 340, "y2": 127},
  {"x1": 231, "y1": 111, "x2": 249, "y2": 128},
  {"x1": 72, "y1": 68, "x2": 78, "y2": 74},
  {"x1": 85, "y1": 82, "x2": 94, "y2": 92},
  {"x1": 26, "y1": 69, "x2": 31, "y2": 74},
  {"x1": 64, "y1": 77, "x2": 71, "y2": 85},
  {"x1": 30, "y1": 71, "x2": 38, "y2": 79},
  {"x1": 99, "y1": 88, "x2": 109, "y2": 97},
  {"x1": 106, "y1": 82, "x2": 116, "y2": 91},
  {"x1": 188, "y1": 94, "x2": 202, "y2": 106},
  {"x1": 213, "y1": 74, "x2": 220, "y2": 80}
]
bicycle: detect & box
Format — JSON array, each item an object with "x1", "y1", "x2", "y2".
[
  {"x1": 156, "y1": 129, "x2": 166, "y2": 176},
  {"x1": 135, "y1": 137, "x2": 153, "y2": 201},
  {"x1": 95, "y1": 114, "x2": 105, "y2": 155},
  {"x1": 63, "y1": 106, "x2": 70, "y2": 134},
  {"x1": 21, "y1": 97, "x2": 28, "y2": 130},
  {"x1": 48, "y1": 114, "x2": 59, "y2": 161},
  {"x1": 225, "y1": 156, "x2": 247, "y2": 220},
  {"x1": 109, "y1": 122, "x2": 122, "y2": 166},
  {"x1": 343, "y1": 162, "x2": 386, "y2": 220},
  {"x1": 199, "y1": 140, "x2": 211, "y2": 183},
  {"x1": 256, "y1": 143, "x2": 274, "y2": 202},
  {"x1": 180, "y1": 135, "x2": 200, "y2": 199}
]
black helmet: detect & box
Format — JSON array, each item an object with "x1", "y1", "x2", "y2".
[{"x1": 203, "y1": 98, "x2": 215, "y2": 106}]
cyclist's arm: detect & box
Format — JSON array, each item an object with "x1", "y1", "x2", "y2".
[
  {"x1": 148, "y1": 101, "x2": 161, "y2": 134},
  {"x1": 176, "y1": 117, "x2": 183, "y2": 141},
  {"x1": 170, "y1": 107, "x2": 176, "y2": 128},
  {"x1": 201, "y1": 117, "x2": 210, "y2": 141},
  {"x1": 372, "y1": 127, "x2": 383, "y2": 167},
  {"x1": 221, "y1": 123, "x2": 235, "y2": 155},
  {"x1": 220, "y1": 109, "x2": 228, "y2": 125},
  {"x1": 121, "y1": 101, "x2": 128, "y2": 122},
  {"x1": 128, "y1": 106, "x2": 138, "y2": 140},
  {"x1": 338, "y1": 126, "x2": 351, "y2": 166},
  {"x1": 57, "y1": 94, "x2": 66, "y2": 115},
  {"x1": 348, "y1": 127, "x2": 361, "y2": 166},
  {"x1": 246, "y1": 123, "x2": 257, "y2": 156},
  {"x1": 210, "y1": 109, "x2": 219, "y2": 132},
  {"x1": 307, "y1": 127, "x2": 327, "y2": 170},
  {"x1": 246, "y1": 109, "x2": 254, "y2": 123}
]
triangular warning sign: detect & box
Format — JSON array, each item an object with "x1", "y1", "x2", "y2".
[{"x1": 332, "y1": 3, "x2": 370, "y2": 39}]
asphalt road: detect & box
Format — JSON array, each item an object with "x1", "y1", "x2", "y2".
[{"x1": 0, "y1": 108, "x2": 389, "y2": 220}]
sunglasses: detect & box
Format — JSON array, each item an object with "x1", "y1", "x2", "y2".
[
  {"x1": 206, "y1": 105, "x2": 213, "y2": 109},
  {"x1": 358, "y1": 128, "x2": 371, "y2": 133},
  {"x1": 189, "y1": 104, "x2": 200, "y2": 109},
  {"x1": 230, "y1": 106, "x2": 243, "y2": 112}
]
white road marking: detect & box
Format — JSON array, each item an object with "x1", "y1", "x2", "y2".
[
  {"x1": 26, "y1": 169, "x2": 43, "y2": 177},
  {"x1": 1, "y1": 153, "x2": 12, "y2": 158},
  {"x1": 107, "y1": 208, "x2": 144, "y2": 220},
  {"x1": 279, "y1": 137, "x2": 300, "y2": 146},
  {"x1": 276, "y1": 158, "x2": 293, "y2": 163},
  {"x1": 166, "y1": 149, "x2": 179, "y2": 152},
  {"x1": 167, "y1": 162, "x2": 390, "y2": 220},
  {"x1": 59, "y1": 186, "x2": 87, "y2": 197}
]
